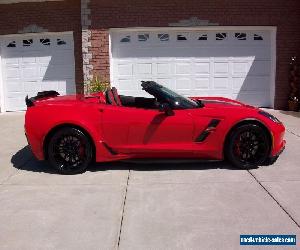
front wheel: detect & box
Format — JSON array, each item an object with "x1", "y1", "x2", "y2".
[
  {"x1": 225, "y1": 124, "x2": 270, "y2": 169},
  {"x1": 47, "y1": 127, "x2": 93, "y2": 174}
]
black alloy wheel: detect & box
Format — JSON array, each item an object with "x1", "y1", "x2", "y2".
[
  {"x1": 226, "y1": 124, "x2": 270, "y2": 169},
  {"x1": 48, "y1": 127, "x2": 93, "y2": 174}
]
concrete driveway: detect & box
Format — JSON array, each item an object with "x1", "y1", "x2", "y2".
[{"x1": 0, "y1": 110, "x2": 299, "y2": 250}]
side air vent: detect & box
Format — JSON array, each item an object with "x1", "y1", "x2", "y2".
[{"x1": 196, "y1": 119, "x2": 221, "y2": 142}]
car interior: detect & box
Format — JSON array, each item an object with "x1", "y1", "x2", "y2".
[{"x1": 105, "y1": 87, "x2": 159, "y2": 109}]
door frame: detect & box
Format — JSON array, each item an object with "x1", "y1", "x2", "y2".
[
  {"x1": 109, "y1": 26, "x2": 277, "y2": 108},
  {"x1": 0, "y1": 31, "x2": 74, "y2": 113}
]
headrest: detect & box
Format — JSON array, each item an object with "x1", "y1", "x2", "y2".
[{"x1": 105, "y1": 88, "x2": 117, "y2": 105}]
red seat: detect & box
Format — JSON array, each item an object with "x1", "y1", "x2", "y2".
[
  {"x1": 105, "y1": 88, "x2": 117, "y2": 105},
  {"x1": 111, "y1": 87, "x2": 122, "y2": 106}
]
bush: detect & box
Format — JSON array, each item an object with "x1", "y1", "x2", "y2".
[{"x1": 84, "y1": 76, "x2": 110, "y2": 94}]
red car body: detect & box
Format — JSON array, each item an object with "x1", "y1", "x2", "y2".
[{"x1": 25, "y1": 90, "x2": 285, "y2": 165}]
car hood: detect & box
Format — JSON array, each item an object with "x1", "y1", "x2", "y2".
[{"x1": 191, "y1": 96, "x2": 256, "y2": 109}]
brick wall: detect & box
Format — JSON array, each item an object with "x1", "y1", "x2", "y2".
[
  {"x1": 90, "y1": 0, "x2": 300, "y2": 109},
  {"x1": 0, "y1": 0, "x2": 83, "y2": 91}
]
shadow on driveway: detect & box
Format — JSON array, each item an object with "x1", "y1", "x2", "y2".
[{"x1": 11, "y1": 146, "x2": 239, "y2": 175}]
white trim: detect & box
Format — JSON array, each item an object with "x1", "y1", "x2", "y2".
[
  {"x1": 0, "y1": 31, "x2": 73, "y2": 38},
  {"x1": 109, "y1": 33, "x2": 114, "y2": 87},
  {"x1": 109, "y1": 26, "x2": 277, "y2": 32},
  {"x1": 270, "y1": 27, "x2": 277, "y2": 109},
  {"x1": 0, "y1": 52, "x2": 4, "y2": 113}
]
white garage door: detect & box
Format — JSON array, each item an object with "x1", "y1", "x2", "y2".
[
  {"x1": 110, "y1": 28, "x2": 275, "y2": 107},
  {"x1": 0, "y1": 32, "x2": 75, "y2": 111}
]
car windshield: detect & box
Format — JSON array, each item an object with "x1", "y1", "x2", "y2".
[
  {"x1": 141, "y1": 81, "x2": 202, "y2": 109},
  {"x1": 159, "y1": 85, "x2": 200, "y2": 109}
]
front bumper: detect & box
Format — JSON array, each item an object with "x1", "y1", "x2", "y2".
[
  {"x1": 273, "y1": 141, "x2": 285, "y2": 157},
  {"x1": 271, "y1": 122, "x2": 286, "y2": 157}
]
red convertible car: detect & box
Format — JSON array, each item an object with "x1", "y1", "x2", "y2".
[{"x1": 25, "y1": 81, "x2": 285, "y2": 174}]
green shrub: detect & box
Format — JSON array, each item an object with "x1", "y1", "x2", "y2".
[{"x1": 84, "y1": 76, "x2": 110, "y2": 94}]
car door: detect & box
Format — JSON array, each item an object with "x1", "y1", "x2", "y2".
[{"x1": 101, "y1": 105, "x2": 202, "y2": 157}]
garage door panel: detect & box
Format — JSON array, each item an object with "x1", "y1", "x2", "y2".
[
  {"x1": 5, "y1": 81, "x2": 22, "y2": 93},
  {"x1": 213, "y1": 78, "x2": 230, "y2": 90},
  {"x1": 4, "y1": 57, "x2": 19, "y2": 65},
  {"x1": 5, "y1": 67, "x2": 20, "y2": 79},
  {"x1": 229, "y1": 47, "x2": 271, "y2": 60},
  {"x1": 117, "y1": 79, "x2": 136, "y2": 91},
  {"x1": 22, "y1": 56, "x2": 38, "y2": 64},
  {"x1": 1, "y1": 32, "x2": 75, "y2": 111},
  {"x1": 249, "y1": 60, "x2": 271, "y2": 76},
  {"x1": 155, "y1": 78, "x2": 172, "y2": 89},
  {"x1": 43, "y1": 65, "x2": 74, "y2": 80},
  {"x1": 111, "y1": 29, "x2": 274, "y2": 107},
  {"x1": 38, "y1": 56, "x2": 52, "y2": 64},
  {"x1": 116, "y1": 63, "x2": 133, "y2": 77},
  {"x1": 24, "y1": 81, "x2": 40, "y2": 92},
  {"x1": 176, "y1": 78, "x2": 192, "y2": 91},
  {"x1": 22, "y1": 66, "x2": 38, "y2": 79},
  {"x1": 214, "y1": 62, "x2": 229, "y2": 75},
  {"x1": 233, "y1": 76, "x2": 270, "y2": 92},
  {"x1": 156, "y1": 63, "x2": 172, "y2": 75},
  {"x1": 6, "y1": 96, "x2": 24, "y2": 111},
  {"x1": 232, "y1": 62, "x2": 249, "y2": 75},
  {"x1": 208, "y1": 90, "x2": 233, "y2": 99},
  {"x1": 115, "y1": 47, "x2": 271, "y2": 59},
  {"x1": 136, "y1": 63, "x2": 152, "y2": 75},
  {"x1": 40, "y1": 81, "x2": 58, "y2": 92},
  {"x1": 195, "y1": 78, "x2": 210, "y2": 90},
  {"x1": 175, "y1": 62, "x2": 191, "y2": 75},
  {"x1": 194, "y1": 62, "x2": 210, "y2": 74},
  {"x1": 237, "y1": 91, "x2": 270, "y2": 107},
  {"x1": 50, "y1": 51, "x2": 74, "y2": 65},
  {"x1": 57, "y1": 80, "x2": 75, "y2": 94}
]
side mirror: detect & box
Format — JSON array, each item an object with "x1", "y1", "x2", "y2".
[{"x1": 159, "y1": 103, "x2": 174, "y2": 116}]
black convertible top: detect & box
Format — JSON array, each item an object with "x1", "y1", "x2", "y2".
[{"x1": 141, "y1": 81, "x2": 162, "y2": 90}]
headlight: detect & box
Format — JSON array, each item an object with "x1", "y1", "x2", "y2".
[{"x1": 258, "y1": 110, "x2": 281, "y2": 123}]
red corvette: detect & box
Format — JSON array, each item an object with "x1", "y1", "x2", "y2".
[{"x1": 25, "y1": 81, "x2": 285, "y2": 174}]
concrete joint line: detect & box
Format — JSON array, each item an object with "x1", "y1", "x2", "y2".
[
  {"x1": 248, "y1": 170, "x2": 300, "y2": 229},
  {"x1": 287, "y1": 129, "x2": 300, "y2": 138},
  {"x1": 117, "y1": 169, "x2": 131, "y2": 249}
]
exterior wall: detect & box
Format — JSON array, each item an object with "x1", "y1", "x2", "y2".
[
  {"x1": 89, "y1": 0, "x2": 300, "y2": 110},
  {"x1": 81, "y1": 0, "x2": 92, "y2": 83},
  {"x1": 0, "y1": 0, "x2": 83, "y2": 92}
]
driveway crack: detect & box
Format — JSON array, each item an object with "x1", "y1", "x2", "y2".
[
  {"x1": 117, "y1": 169, "x2": 131, "y2": 249},
  {"x1": 248, "y1": 170, "x2": 300, "y2": 229},
  {"x1": 287, "y1": 129, "x2": 300, "y2": 138}
]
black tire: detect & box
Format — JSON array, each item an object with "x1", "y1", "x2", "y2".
[
  {"x1": 263, "y1": 155, "x2": 279, "y2": 166},
  {"x1": 225, "y1": 124, "x2": 270, "y2": 169},
  {"x1": 47, "y1": 127, "x2": 93, "y2": 174}
]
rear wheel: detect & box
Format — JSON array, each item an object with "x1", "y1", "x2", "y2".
[
  {"x1": 226, "y1": 124, "x2": 270, "y2": 169},
  {"x1": 47, "y1": 127, "x2": 93, "y2": 174}
]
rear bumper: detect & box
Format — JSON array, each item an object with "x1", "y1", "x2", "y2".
[{"x1": 24, "y1": 130, "x2": 44, "y2": 161}]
